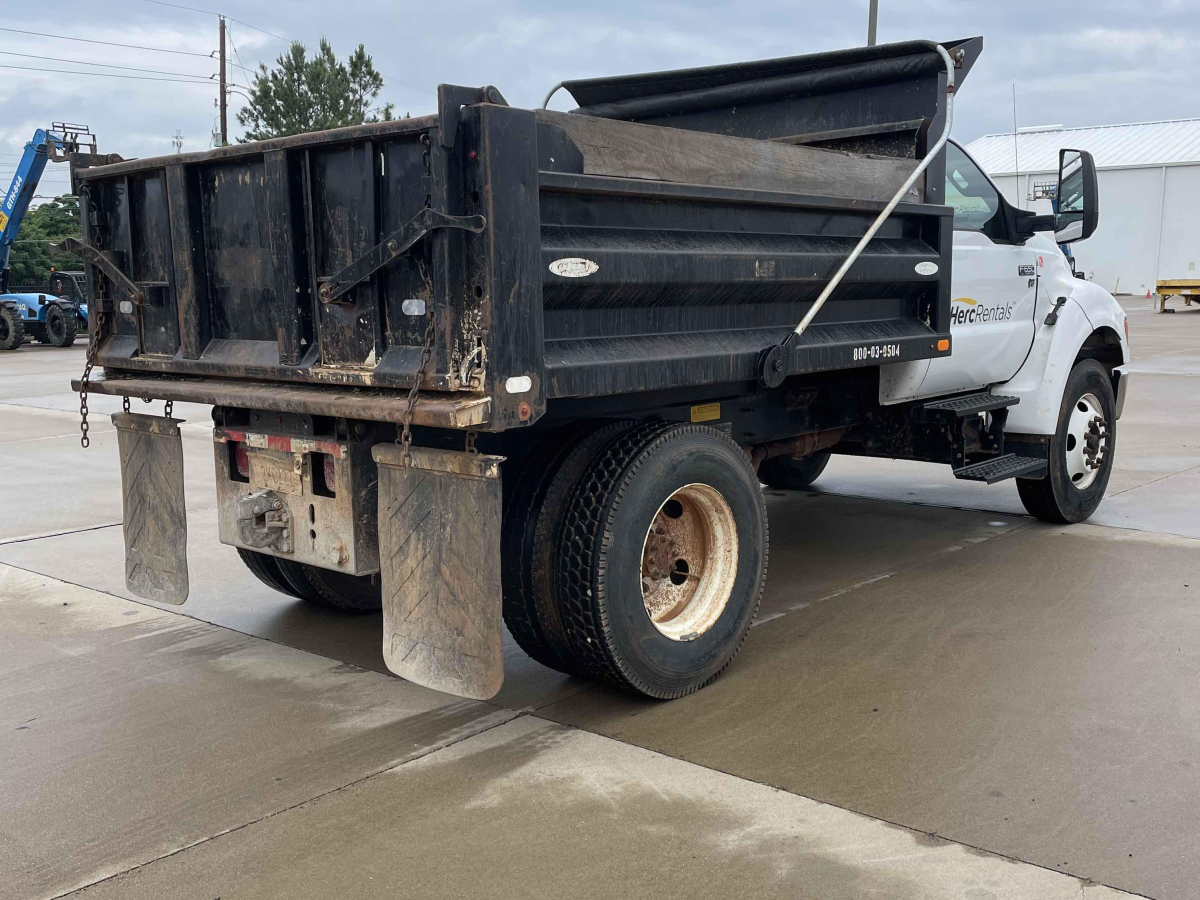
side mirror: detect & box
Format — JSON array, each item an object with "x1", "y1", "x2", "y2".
[{"x1": 1054, "y1": 148, "x2": 1099, "y2": 244}]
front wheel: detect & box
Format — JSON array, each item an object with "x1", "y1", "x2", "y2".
[
  {"x1": 758, "y1": 450, "x2": 831, "y2": 490},
  {"x1": 1017, "y1": 359, "x2": 1116, "y2": 524},
  {"x1": 553, "y1": 423, "x2": 768, "y2": 699},
  {"x1": 0, "y1": 307, "x2": 24, "y2": 350}
]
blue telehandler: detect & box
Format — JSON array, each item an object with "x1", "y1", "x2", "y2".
[{"x1": 0, "y1": 125, "x2": 96, "y2": 350}]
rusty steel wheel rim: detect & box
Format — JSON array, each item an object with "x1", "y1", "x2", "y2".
[{"x1": 640, "y1": 483, "x2": 739, "y2": 641}]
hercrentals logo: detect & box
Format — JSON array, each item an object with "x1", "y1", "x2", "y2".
[
  {"x1": 3, "y1": 175, "x2": 22, "y2": 213},
  {"x1": 951, "y1": 297, "x2": 1013, "y2": 326}
]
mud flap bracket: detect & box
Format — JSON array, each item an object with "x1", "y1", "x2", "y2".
[
  {"x1": 112, "y1": 412, "x2": 189, "y2": 604},
  {"x1": 372, "y1": 444, "x2": 506, "y2": 700}
]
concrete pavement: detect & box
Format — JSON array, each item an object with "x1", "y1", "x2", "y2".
[{"x1": 2, "y1": 299, "x2": 1197, "y2": 898}]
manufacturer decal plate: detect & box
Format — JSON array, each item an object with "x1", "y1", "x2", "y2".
[
  {"x1": 549, "y1": 257, "x2": 599, "y2": 278},
  {"x1": 915, "y1": 261, "x2": 939, "y2": 276}
]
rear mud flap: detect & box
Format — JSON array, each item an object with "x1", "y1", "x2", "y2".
[
  {"x1": 372, "y1": 444, "x2": 505, "y2": 700},
  {"x1": 112, "y1": 412, "x2": 189, "y2": 604}
]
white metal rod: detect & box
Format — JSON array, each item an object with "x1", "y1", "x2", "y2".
[
  {"x1": 791, "y1": 43, "x2": 957, "y2": 341},
  {"x1": 542, "y1": 83, "x2": 565, "y2": 109}
]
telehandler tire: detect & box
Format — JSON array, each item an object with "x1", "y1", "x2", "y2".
[
  {"x1": 553, "y1": 423, "x2": 768, "y2": 699},
  {"x1": 0, "y1": 307, "x2": 24, "y2": 350},
  {"x1": 1017, "y1": 359, "x2": 1116, "y2": 524},
  {"x1": 758, "y1": 450, "x2": 831, "y2": 490},
  {"x1": 41, "y1": 304, "x2": 78, "y2": 347}
]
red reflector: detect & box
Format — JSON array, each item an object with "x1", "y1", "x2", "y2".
[
  {"x1": 234, "y1": 443, "x2": 250, "y2": 478},
  {"x1": 324, "y1": 454, "x2": 337, "y2": 493}
]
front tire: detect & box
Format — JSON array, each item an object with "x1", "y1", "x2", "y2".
[
  {"x1": 1017, "y1": 359, "x2": 1116, "y2": 524},
  {"x1": 553, "y1": 423, "x2": 768, "y2": 699},
  {"x1": 758, "y1": 451, "x2": 831, "y2": 490},
  {"x1": 0, "y1": 308, "x2": 24, "y2": 350}
]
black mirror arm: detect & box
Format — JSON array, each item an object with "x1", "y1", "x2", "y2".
[
  {"x1": 1026, "y1": 214, "x2": 1055, "y2": 232},
  {"x1": 1010, "y1": 207, "x2": 1045, "y2": 241}
]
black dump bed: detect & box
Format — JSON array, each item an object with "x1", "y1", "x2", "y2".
[{"x1": 73, "y1": 38, "x2": 980, "y2": 431}]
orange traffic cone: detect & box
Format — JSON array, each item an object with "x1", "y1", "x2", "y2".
[{"x1": 1146, "y1": 289, "x2": 1152, "y2": 299}]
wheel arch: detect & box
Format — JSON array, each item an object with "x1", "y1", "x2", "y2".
[{"x1": 1002, "y1": 301, "x2": 1119, "y2": 435}]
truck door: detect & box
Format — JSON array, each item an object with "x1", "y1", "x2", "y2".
[{"x1": 916, "y1": 142, "x2": 1038, "y2": 398}]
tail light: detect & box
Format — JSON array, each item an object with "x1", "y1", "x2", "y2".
[
  {"x1": 233, "y1": 442, "x2": 250, "y2": 479},
  {"x1": 324, "y1": 454, "x2": 337, "y2": 494}
]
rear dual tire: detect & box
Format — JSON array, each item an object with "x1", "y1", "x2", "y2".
[
  {"x1": 236, "y1": 548, "x2": 382, "y2": 614},
  {"x1": 502, "y1": 422, "x2": 768, "y2": 698}
]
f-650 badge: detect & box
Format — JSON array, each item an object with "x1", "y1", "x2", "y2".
[{"x1": 1018, "y1": 264, "x2": 1035, "y2": 277}]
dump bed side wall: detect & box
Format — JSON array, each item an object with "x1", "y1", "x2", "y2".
[{"x1": 77, "y1": 96, "x2": 952, "y2": 425}]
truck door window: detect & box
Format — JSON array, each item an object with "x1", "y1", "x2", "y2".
[{"x1": 945, "y1": 143, "x2": 1001, "y2": 233}]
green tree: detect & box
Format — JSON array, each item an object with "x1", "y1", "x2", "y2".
[
  {"x1": 5, "y1": 195, "x2": 81, "y2": 286},
  {"x1": 236, "y1": 39, "x2": 394, "y2": 141}
]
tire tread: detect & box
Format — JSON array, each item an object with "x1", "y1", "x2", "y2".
[{"x1": 555, "y1": 423, "x2": 768, "y2": 698}]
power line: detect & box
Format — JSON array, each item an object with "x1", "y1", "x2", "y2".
[
  {"x1": 140, "y1": 0, "x2": 433, "y2": 96},
  {"x1": 0, "y1": 63, "x2": 226, "y2": 84},
  {"x1": 142, "y1": 0, "x2": 289, "y2": 42},
  {"x1": 0, "y1": 26, "x2": 213, "y2": 59},
  {"x1": 0, "y1": 63, "x2": 248, "y2": 90},
  {"x1": 226, "y1": 24, "x2": 249, "y2": 78},
  {"x1": 2, "y1": 51, "x2": 216, "y2": 80}
]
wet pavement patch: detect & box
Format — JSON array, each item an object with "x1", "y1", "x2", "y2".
[{"x1": 541, "y1": 524, "x2": 1200, "y2": 900}]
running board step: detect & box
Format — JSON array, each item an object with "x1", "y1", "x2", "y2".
[
  {"x1": 924, "y1": 393, "x2": 1020, "y2": 417},
  {"x1": 953, "y1": 454, "x2": 1047, "y2": 484}
]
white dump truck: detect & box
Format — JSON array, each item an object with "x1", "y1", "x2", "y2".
[{"x1": 70, "y1": 38, "x2": 1127, "y2": 702}]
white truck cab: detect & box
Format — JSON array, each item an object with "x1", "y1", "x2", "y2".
[{"x1": 881, "y1": 139, "x2": 1129, "y2": 523}]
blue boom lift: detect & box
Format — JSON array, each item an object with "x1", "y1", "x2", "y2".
[{"x1": 0, "y1": 125, "x2": 94, "y2": 350}]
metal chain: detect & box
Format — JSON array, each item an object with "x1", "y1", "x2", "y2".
[
  {"x1": 464, "y1": 431, "x2": 478, "y2": 454},
  {"x1": 123, "y1": 395, "x2": 130, "y2": 413},
  {"x1": 165, "y1": 400, "x2": 173, "y2": 418},
  {"x1": 78, "y1": 310, "x2": 106, "y2": 449},
  {"x1": 397, "y1": 317, "x2": 436, "y2": 471}
]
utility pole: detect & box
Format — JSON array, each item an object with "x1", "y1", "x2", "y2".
[
  {"x1": 867, "y1": 0, "x2": 878, "y2": 46},
  {"x1": 218, "y1": 16, "x2": 228, "y2": 147}
]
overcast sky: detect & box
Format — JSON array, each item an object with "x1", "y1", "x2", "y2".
[{"x1": 2, "y1": 0, "x2": 1198, "y2": 194}]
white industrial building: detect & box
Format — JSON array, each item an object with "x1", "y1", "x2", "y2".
[{"x1": 966, "y1": 119, "x2": 1200, "y2": 297}]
